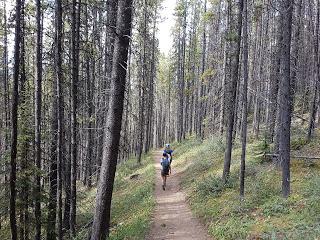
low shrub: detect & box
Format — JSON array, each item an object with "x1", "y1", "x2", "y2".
[
  {"x1": 196, "y1": 174, "x2": 237, "y2": 198},
  {"x1": 291, "y1": 137, "x2": 308, "y2": 150}
]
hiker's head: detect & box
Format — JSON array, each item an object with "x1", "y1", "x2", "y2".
[
  {"x1": 165, "y1": 143, "x2": 170, "y2": 149},
  {"x1": 163, "y1": 152, "x2": 168, "y2": 158}
]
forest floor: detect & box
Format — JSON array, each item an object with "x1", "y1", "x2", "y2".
[
  {"x1": 75, "y1": 154, "x2": 156, "y2": 240},
  {"x1": 171, "y1": 127, "x2": 320, "y2": 239},
  {"x1": 146, "y1": 151, "x2": 212, "y2": 240}
]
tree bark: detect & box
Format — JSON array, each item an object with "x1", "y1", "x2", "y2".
[
  {"x1": 307, "y1": 0, "x2": 320, "y2": 141},
  {"x1": 34, "y1": 0, "x2": 43, "y2": 238},
  {"x1": 90, "y1": 0, "x2": 133, "y2": 238},
  {"x1": 86, "y1": 6, "x2": 96, "y2": 187},
  {"x1": 10, "y1": 0, "x2": 22, "y2": 239},
  {"x1": 240, "y1": 0, "x2": 248, "y2": 199},
  {"x1": 70, "y1": 0, "x2": 81, "y2": 234},
  {"x1": 199, "y1": 0, "x2": 207, "y2": 139},
  {"x1": 46, "y1": 87, "x2": 58, "y2": 240},
  {"x1": 55, "y1": 0, "x2": 63, "y2": 238},
  {"x1": 96, "y1": 0, "x2": 118, "y2": 175},
  {"x1": 279, "y1": 0, "x2": 293, "y2": 198},
  {"x1": 266, "y1": 4, "x2": 283, "y2": 144},
  {"x1": 222, "y1": 0, "x2": 244, "y2": 182},
  {"x1": 19, "y1": 3, "x2": 30, "y2": 238}
]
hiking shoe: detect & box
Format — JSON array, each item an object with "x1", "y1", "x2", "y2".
[{"x1": 162, "y1": 185, "x2": 165, "y2": 191}]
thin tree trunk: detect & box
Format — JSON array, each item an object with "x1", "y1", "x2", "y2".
[
  {"x1": 307, "y1": 0, "x2": 320, "y2": 141},
  {"x1": 199, "y1": 0, "x2": 207, "y2": 139},
  {"x1": 219, "y1": 44, "x2": 227, "y2": 136},
  {"x1": 46, "y1": 87, "x2": 58, "y2": 240},
  {"x1": 34, "y1": 0, "x2": 43, "y2": 238},
  {"x1": 222, "y1": 0, "x2": 244, "y2": 182},
  {"x1": 70, "y1": 0, "x2": 81, "y2": 234},
  {"x1": 290, "y1": 0, "x2": 302, "y2": 114},
  {"x1": 240, "y1": 0, "x2": 248, "y2": 199},
  {"x1": 55, "y1": 0, "x2": 63, "y2": 238},
  {"x1": 1, "y1": 0, "x2": 10, "y2": 227},
  {"x1": 86, "y1": 11, "x2": 95, "y2": 186},
  {"x1": 271, "y1": 7, "x2": 284, "y2": 148}
]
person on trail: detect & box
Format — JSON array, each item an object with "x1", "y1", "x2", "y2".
[
  {"x1": 163, "y1": 143, "x2": 174, "y2": 174},
  {"x1": 160, "y1": 152, "x2": 171, "y2": 191}
]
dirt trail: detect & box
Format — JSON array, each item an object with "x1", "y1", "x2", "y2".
[{"x1": 146, "y1": 151, "x2": 212, "y2": 240}]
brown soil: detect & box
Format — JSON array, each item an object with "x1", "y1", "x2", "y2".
[{"x1": 146, "y1": 151, "x2": 212, "y2": 240}]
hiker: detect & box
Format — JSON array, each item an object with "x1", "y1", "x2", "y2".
[
  {"x1": 163, "y1": 143, "x2": 174, "y2": 174},
  {"x1": 160, "y1": 152, "x2": 171, "y2": 191}
]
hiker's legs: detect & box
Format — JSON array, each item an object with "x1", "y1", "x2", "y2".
[{"x1": 161, "y1": 175, "x2": 165, "y2": 190}]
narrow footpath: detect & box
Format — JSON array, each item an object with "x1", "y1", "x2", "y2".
[{"x1": 146, "y1": 151, "x2": 212, "y2": 240}]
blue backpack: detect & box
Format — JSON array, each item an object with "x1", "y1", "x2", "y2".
[{"x1": 162, "y1": 158, "x2": 170, "y2": 172}]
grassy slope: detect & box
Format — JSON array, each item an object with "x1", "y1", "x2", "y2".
[
  {"x1": 75, "y1": 153, "x2": 155, "y2": 240},
  {"x1": 172, "y1": 130, "x2": 320, "y2": 239}
]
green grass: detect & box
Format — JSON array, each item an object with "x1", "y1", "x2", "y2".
[
  {"x1": 75, "y1": 153, "x2": 156, "y2": 240},
  {"x1": 172, "y1": 133, "x2": 320, "y2": 239}
]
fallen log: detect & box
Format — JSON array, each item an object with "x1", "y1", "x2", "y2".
[{"x1": 264, "y1": 153, "x2": 320, "y2": 160}]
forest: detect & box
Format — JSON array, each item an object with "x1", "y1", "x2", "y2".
[{"x1": 1, "y1": 0, "x2": 320, "y2": 239}]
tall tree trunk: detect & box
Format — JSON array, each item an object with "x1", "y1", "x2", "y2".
[
  {"x1": 90, "y1": 0, "x2": 133, "y2": 238},
  {"x1": 240, "y1": 0, "x2": 248, "y2": 199},
  {"x1": 86, "y1": 8, "x2": 95, "y2": 187},
  {"x1": 137, "y1": 58, "x2": 144, "y2": 163},
  {"x1": 290, "y1": 0, "x2": 302, "y2": 113},
  {"x1": 55, "y1": 0, "x2": 63, "y2": 238},
  {"x1": 70, "y1": 0, "x2": 81, "y2": 234},
  {"x1": 279, "y1": 0, "x2": 293, "y2": 198},
  {"x1": 181, "y1": 4, "x2": 187, "y2": 141},
  {"x1": 96, "y1": 0, "x2": 118, "y2": 174},
  {"x1": 271, "y1": 6, "x2": 284, "y2": 148},
  {"x1": 199, "y1": 0, "x2": 207, "y2": 139},
  {"x1": 219, "y1": 44, "x2": 226, "y2": 136},
  {"x1": 138, "y1": 0, "x2": 147, "y2": 162},
  {"x1": 10, "y1": 0, "x2": 22, "y2": 239},
  {"x1": 145, "y1": 9, "x2": 157, "y2": 153},
  {"x1": 19, "y1": 3, "x2": 30, "y2": 238},
  {"x1": 1, "y1": 0, "x2": 10, "y2": 226},
  {"x1": 137, "y1": 42, "x2": 145, "y2": 163},
  {"x1": 252, "y1": 13, "x2": 265, "y2": 140},
  {"x1": 34, "y1": 0, "x2": 43, "y2": 238},
  {"x1": 46, "y1": 89, "x2": 58, "y2": 240},
  {"x1": 222, "y1": 0, "x2": 244, "y2": 182},
  {"x1": 307, "y1": 0, "x2": 320, "y2": 141}
]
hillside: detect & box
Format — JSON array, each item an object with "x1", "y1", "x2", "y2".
[
  {"x1": 68, "y1": 128, "x2": 320, "y2": 240},
  {"x1": 172, "y1": 130, "x2": 320, "y2": 239},
  {"x1": 74, "y1": 154, "x2": 155, "y2": 240}
]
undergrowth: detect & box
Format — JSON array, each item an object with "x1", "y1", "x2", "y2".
[
  {"x1": 75, "y1": 154, "x2": 155, "y2": 240},
  {"x1": 173, "y1": 132, "x2": 320, "y2": 239}
]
